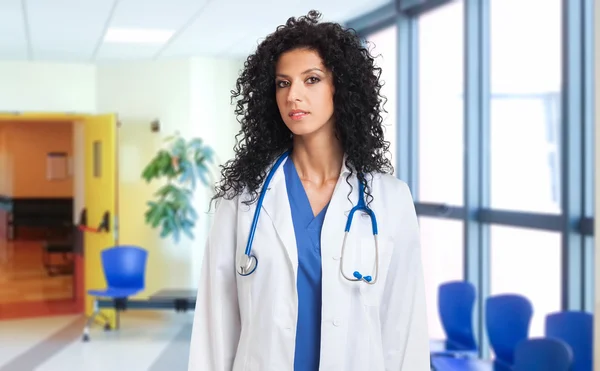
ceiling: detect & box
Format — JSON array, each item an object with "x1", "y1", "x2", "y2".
[{"x1": 0, "y1": 0, "x2": 389, "y2": 64}]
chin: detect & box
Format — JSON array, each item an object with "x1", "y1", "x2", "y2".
[
  {"x1": 284, "y1": 118, "x2": 332, "y2": 138},
  {"x1": 286, "y1": 124, "x2": 323, "y2": 137}
]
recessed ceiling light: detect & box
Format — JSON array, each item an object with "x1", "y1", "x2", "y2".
[{"x1": 104, "y1": 28, "x2": 175, "y2": 44}]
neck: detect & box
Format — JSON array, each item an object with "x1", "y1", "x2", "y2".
[{"x1": 291, "y1": 133, "x2": 343, "y2": 187}]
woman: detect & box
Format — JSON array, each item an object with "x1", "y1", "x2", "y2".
[{"x1": 189, "y1": 10, "x2": 429, "y2": 371}]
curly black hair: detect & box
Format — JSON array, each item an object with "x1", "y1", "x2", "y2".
[{"x1": 212, "y1": 9, "x2": 393, "y2": 207}]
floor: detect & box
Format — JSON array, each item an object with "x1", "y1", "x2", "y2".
[
  {"x1": 0, "y1": 237, "x2": 193, "y2": 370},
  {"x1": 0, "y1": 240, "x2": 73, "y2": 304},
  {"x1": 0, "y1": 312, "x2": 193, "y2": 371},
  {"x1": 0, "y1": 238, "x2": 78, "y2": 319}
]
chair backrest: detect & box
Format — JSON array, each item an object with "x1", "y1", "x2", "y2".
[
  {"x1": 513, "y1": 337, "x2": 573, "y2": 371},
  {"x1": 101, "y1": 245, "x2": 148, "y2": 289},
  {"x1": 438, "y1": 281, "x2": 477, "y2": 350},
  {"x1": 545, "y1": 311, "x2": 593, "y2": 371},
  {"x1": 485, "y1": 294, "x2": 532, "y2": 366}
]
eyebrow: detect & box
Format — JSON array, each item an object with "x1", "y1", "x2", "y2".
[{"x1": 275, "y1": 67, "x2": 324, "y2": 78}]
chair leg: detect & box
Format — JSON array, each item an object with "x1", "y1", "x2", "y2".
[
  {"x1": 82, "y1": 299, "x2": 111, "y2": 341},
  {"x1": 82, "y1": 310, "x2": 98, "y2": 341}
]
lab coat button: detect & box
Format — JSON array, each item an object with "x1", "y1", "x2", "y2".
[{"x1": 333, "y1": 319, "x2": 341, "y2": 327}]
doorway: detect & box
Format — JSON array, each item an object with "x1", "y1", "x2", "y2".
[
  {"x1": 0, "y1": 112, "x2": 118, "y2": 320},
  {"x1": 0, "y1": 120, "x2": 78, "y2": 318}
]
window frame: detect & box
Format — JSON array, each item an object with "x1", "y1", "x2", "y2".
[{"x1": 345, "y1": 0, "x2": 595, "y2": 358}]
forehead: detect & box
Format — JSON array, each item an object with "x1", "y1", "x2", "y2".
[{"x1": 275, "y1": 48, "x2": 326, "y2": 73}]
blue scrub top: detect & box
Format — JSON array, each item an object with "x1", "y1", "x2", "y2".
[{"x1": 284, "y1": 157, "x2": 328, "y2": 371}]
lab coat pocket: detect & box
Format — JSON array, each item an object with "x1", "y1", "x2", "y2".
[{"x1": 358, "y1": 236, "x2": 393, "y2": 306}]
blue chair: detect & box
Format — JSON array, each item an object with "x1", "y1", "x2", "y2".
[
  {"x1": 431, "y1": 281, "x2": 478, "y2": 358},
  {"x1": 545, "y1": 311, "x2": 593, "y2": 371},
  {"x1": 485, "y1": 294, "x2": 532, "y2": 368},
  {"x1": 82, "y1": 245, "x2": 148, "y2": 341},
  {"x1": 512, "y1": 337, "x2": 573, "y2": 371}
]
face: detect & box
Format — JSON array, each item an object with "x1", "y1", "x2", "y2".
[{"x1": 275, "y1": 48, "x2": 335, "y2": 137}]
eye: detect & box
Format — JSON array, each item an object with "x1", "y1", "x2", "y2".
[
  {"x1": 276, "y1": 80, "x2": 289, "y2": 88},
  {"x1": 306, "y1": 76, "x2": 320, "y2": 84}
]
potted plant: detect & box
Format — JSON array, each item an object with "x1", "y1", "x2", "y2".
[{"x1": 141, "y1": 133, "x2": 215, "y2": 242}]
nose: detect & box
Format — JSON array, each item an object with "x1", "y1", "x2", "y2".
[{"x1": 286, "y1": 83, "x2": 303, "y2": 103}]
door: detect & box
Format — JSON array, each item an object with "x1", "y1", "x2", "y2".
[{"x1": 80, "y1": 113, "x2": 119, "y2": 323}]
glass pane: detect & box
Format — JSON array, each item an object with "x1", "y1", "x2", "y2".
[
  {"x1": 490, "y1": 225, "x2": 561, "y2": 337},
  {"x1": 417, "y1": 1, "x2": 464, "y2": 205},
  {"x1": 419, "y1": 217, "x2": 464, "y2": 339},
  {"x1": 490, "y1": 0, "x2": 561, "y2": 213},
  {"x1": 367, "y1": 26, "x2": 398, "y2": 168},
  {"x1": 93, "y1": 140, "x2": 102, "y2": 178}
]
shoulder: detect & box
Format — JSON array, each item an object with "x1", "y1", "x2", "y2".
[
  {"x1": 211, "y1": 194, "x2": 242, "y2": 217},
  {"x1": 368, "y1": 173, "x2": 420, "y2": 245},
  {"x1": 370, "y1": 172, "x2": 415, "y2": 204}
]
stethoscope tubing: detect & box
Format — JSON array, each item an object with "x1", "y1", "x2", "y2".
[{"x1": 237, "y1": 150, "x2": 379, "y2": 284}]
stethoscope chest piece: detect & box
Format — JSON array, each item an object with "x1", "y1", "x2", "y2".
[{"x1": 237, "y1": 254, "x2": 258, "y2": 276}]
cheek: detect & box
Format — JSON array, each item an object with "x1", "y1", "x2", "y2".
[
  {"x1": 275, "y1": 92, "x2": 287, "y2": 111},
  {"x1": 318, "y1": 90, "x2": 335, "y2": 114}
]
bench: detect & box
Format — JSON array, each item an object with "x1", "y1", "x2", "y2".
[{"x1": 4, "y1": 198, "x2": 73, "y2": 240}]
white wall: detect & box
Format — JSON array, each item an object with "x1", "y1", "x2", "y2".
[
  {"x1": 0, "y1": 61, "x2": 96, "y2": 113},
  {"x1": 97, "y1": 57, "x2": 242, "y2": 291},
  {"x1": 189, "y1": 57, "x2": 240, "y2": 280}
]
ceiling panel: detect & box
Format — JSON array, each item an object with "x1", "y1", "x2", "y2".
[
  {"x1": 95, "y1": 43, "x2": 164, "y2": 61},
  {"x1": 166, "y1": 0, "x2": 392, "y2": 58},
  {"x1": 0, "y1": 0, "x2": 28, "y2": 60},
  {"x1": 26, "y1": 0, "x2": 115, "y2": 61},
  {"x1": 0, "y1": 0, "x2": 390, "y2": 62},
  {"x1": 109, "y1": 0, "x2": 208, "y2": 29},
  {"x1": 159, "y1": 0, "x2": 275, "y2": 58}
]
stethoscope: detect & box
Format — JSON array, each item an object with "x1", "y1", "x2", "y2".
[{"x1": 236, "y1": 150, "x2": 380, "y2": 285}]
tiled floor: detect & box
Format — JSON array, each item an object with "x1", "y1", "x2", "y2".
[
  {"x1": 0, "y1": 238, "x2": 193, "y2": 370},
  {"x1": 0, "y1": 312, "x2": 193, "y2": 371}
]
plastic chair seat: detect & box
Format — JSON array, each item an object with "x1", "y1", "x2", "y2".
[
  {"x1": 437, "y1": 281, "x2": 478, "y2": 354},
  {"x1": 513, "y1": 337, "x2": 573, "y2": 371},
  {"x1": 87, "y1": 287, "x2": 144, "y2": 298},
  {"x1": 545, "y1": 311, "x2": 593, "y2": 371}
]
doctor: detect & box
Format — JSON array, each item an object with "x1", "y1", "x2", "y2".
[{"x1": 189, "y1": 10, "x2": 430, "y2": 371}]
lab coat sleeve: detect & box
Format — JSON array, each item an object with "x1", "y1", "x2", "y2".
[
  {"x1": 380, "y1": 181, "x2": 430, "y2": 370},
  {"x1": 188, "y1": 198, "x2": 241, "y2": 371}
]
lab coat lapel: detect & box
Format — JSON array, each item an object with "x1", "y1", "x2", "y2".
[
  {"x1": 261, "y1": 160, "x2": 298, "y2": 279},
  {"x1": 260, "y1": 155, "x2": 355, "y2": 281},
  {"x1": 322, "y1": 161, "x2": 355, "y2": 268}
]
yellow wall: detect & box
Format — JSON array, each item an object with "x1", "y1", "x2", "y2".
[{"x1": 0, "y1": 121, "x2": 73, "y2": 198}]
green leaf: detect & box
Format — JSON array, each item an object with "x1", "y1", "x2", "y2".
[{"x1": 141, "y1": 132, "x2": 216, "y2": 243}]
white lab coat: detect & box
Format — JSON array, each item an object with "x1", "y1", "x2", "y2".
[{"x1": 188, "y1": 157, "x2": 430, "y2": 371}]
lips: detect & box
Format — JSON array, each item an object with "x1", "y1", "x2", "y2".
[{"x1": 289, "y1": 110, "x2": 310, "y2": 120}]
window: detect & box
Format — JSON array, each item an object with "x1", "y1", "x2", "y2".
[
  {"x1": 417, "y1": 1, "x2": 464, "y2": 206},
  {"x1": 489, "y1": 0, "x2": 561, "y2": 213},
  {"x1": 489, "y1": 225, "x2": 561, "y2": 337},
  {"x1": 419, "y1": 217, "x2": 464, "y2": 339},
  {"x1": 366, "y1": 26, "x2": 398, "y2": 168}
]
